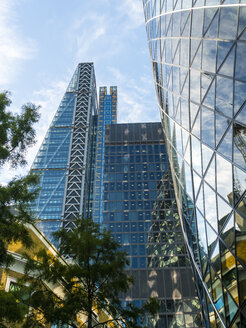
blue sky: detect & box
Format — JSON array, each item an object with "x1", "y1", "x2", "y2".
[{"x1": 0, "y1": 0, "x2": 159, "y2": 182}]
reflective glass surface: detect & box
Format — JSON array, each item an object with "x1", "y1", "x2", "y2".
[
  {"x1": 103, "y1": 123, "x2": 203, "y2": 328},
  {"x1": 144, "y1": 1, "x2": 246, "y2": 327},
  {"x1": 31, "y1": 64, "x2": 97, "y2": 241},
  {"x1": 92, "y1": 86, "x2": 117, "y2": 224},
  {"x1": 30, "y1": 68, "x2": 78, "y2": 241}
]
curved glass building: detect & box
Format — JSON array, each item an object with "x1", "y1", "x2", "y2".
[{"x1": 143, "y1": 1, "x2": 246, "y2": 327}]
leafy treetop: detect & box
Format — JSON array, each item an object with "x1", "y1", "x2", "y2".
[
  {"x1": 20, "y1": 218, "x2": 159, "y2": 328},
  {"x1": 0, "y1": 91, "x2": 40, "y2": 327}
]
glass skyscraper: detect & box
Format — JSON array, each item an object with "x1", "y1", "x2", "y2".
[
  {"x1": 102, "y1": 122, "x2": 203, "y2": 327},
  {"x1": 31, "y1": 63, "x2": 97, "y2": 242},
  {"x1": 143, "y1": 1, "x2": 246, "y2": 327},
  {"x1": 92, "y1": 86, "x2": 117, "y2": 224}
]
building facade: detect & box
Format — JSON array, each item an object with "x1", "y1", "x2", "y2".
[
  {"x1": 31, "y1": 63, "x2": 97, "y2": 242},
  {"x1": 102, "y1": 122, "x2": 203, "y2": 327},
  {"x1": 92, "y1": 86, "x2": 117, "y2": 224},
  {"x1": 143, "y1": 1, "x2": 246, "y2": 327},
  {"x1": 31, "y1": 63, "x2": 204, "y2": 327}
]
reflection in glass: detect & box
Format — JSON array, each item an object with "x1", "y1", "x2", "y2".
[{"x1": 144, "y1": 1, "x2": 246, "y2": 326}]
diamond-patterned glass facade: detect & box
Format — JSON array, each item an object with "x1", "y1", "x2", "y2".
[{"x1": 143, "y1": 1, "x2": 246, "y2": 327}]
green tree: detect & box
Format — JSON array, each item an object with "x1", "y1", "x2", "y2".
[
  {"x1": 0, "y1": 91, "x2": 40, "y2": 327},
  {"x1": 0, "y1": 91, "x2": 40, "y2": 266},
  {"x1": 0, "y1": 290, "x2": 28, "y2": 328},
  {"x1": 21, "y1": 218, "x2": 158, "y2": 328}
]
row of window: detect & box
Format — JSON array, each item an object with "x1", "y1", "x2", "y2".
[
  {"x1": 124, "y1": 255, "x2": 189, "y2": 269},
  {"x1": 105, "y1": 163, "x2": 164, "y2": 171},
  {"x1": 103, "y1": 209, "x2": 160, "y2": 220},
  {"x1": 103, "y1": 200, "x2": 155, "y2": 211},
  {"x1": 121, "y1": 243, "x2": 186, "y2": 256},
  {"x1": 103, "y1": 190, "x2": 157, "y2": 201},
  {"x1": 105, "y1": 144, "x2": 165, "y2": 154},
  {"x1": 124, "y1": 296, "x2": 200, "y2": 314},
  {"x1": 103, "y1": 181, "x2": 158, "y2": 191},
  {"x1": 104, "y1": 172, "x2": 162, "y2": 183},
  {"x1": 112, "y1": 232, "x2": 184, "y2": 244}
]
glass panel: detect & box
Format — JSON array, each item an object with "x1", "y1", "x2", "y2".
[
  {"x1": 235, "y1": 42, "x2": 246, "y2": 82},
  {"x1": 235, "y1": 206, "x2": 246, "y2": 266},
  {"x1": 216, "y1": 76, "x2": 233, "y2": 117},
  {"x1": 172, "y1": 39, "x2": 180, "y2": 65},
  {"x1": 220, "y1": 214, "x2": 235, "y2": 251},
  {"x1": 206, "y1": 0, "x2": 220, "y2": 5},
  {"x1": 204, "y1": 9, "x2": 219, "y2": 38},
  {"x1": 202, "y1": 40, "x2": 216, "y2": 73},
  {"x1": 190, "y1": 69, "x2": 201, "y2": 103},
  {"x1": 183, "y1": 162, "x2": 194, "y2": 199},
  {"x1": 217, "y1": 196, "x2": 233, "y2": 231},
  {"x1": 196, "y1": 184, "x2": 205, "y2": 215},
  {"x1": 202, "y1": 143, "x2": 213, "y2": 174},
  {"x1": 174, "y1": 123, "x2": 183, "y2": 155},
  {"x1": 191, "y1": 135, "x2": 202, "y2": 175},
  {"x1": 181, "y1": 10, "x2": 190, "y2": 36},
  {"x1": 192, "y1": 110, "x2": 201, "y2": 139},
  {"x1": 180, "y1": 39, "x2": 189, "y2": 67},
  {"x1": 238, "y1": 264, "x2": 246, "y2": 305},
  {"x1": 204, "y1": 183, "x2": 217, "y2": 230},
  {"x1": 223, "y1": 287, "x2": 238, "y2": 324},
  {"x1": 219, "y1": 46, "x2": 235, "y2": 77},
  {"x1": 210, "y1": 240, "x2": 221, "y2": 275},
  {"x1": 233, "y1": 123, "x2": 246, "y2": 170},
  {"x1": 184, "y1": 138, "x2": 191, "y2": 164},
  {"x1": 215, "y1": 113, "x2": 230, "y2": 146},
  {"x1": 182, "y1": 128, "x2": 189, "y2": 151},
  {"x1": 190, "y1": 102, "x2": 199, "y2": 126},
  {"x1": 234, "y1": 81, "x2": 246, "y2": 114},
  {"x1": 180, "y1": 99, "x2": 189, "y2": 131},
  {"x1": 219, "y1": 7, "x2": 238, "y2": 40},
  {"x1": 191, "y1": 8, "x2": 204, "y2": 37},
  {"x1": 193, "y1": 170, "x2": 202, "y2": 197},
  {"x1": 212, "y1": 277, "x2": 225, "y2": 318},
  {"x1": 201, "y1": 72, "x2": 214, "y2": 100},
  {"x1": 216, "y1": 154, "x2": 233, "y2": 203},
  {"x1": 197, "y1": 210, "x2": 208, "y2": 254},
  {"x1": 204, "y1": 157, "x2": 215, "y2": 190},
  {"x1": 202, "y1": 107, "x2": 215, "y2": 148},
  {"x1": 235, "y1": 103, "x2": 246, "y2": 124},
  {"x1": 180, "y1": 68, "x2": 188, "y2": 93},
  {"x1": 203, "y1": 79, "x2": 215, "y2": 109},
  {"x1": 191, "y1": 42, "x2": 202, "y2": 69},
  {"x1": 217, "y1": 125, "x2": 232, "y2": 161},
  {"x1": 238, "y1": 6, "x2": 246, "y2": 37},
  {"x1": 217, "y1": 41, "x2": 234, "y2": 70}
]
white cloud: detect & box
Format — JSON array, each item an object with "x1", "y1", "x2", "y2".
[
  {"x1": 0, "y1": 0, "x2": 37, "y2": 86},
  {"x1": 119, "y1": 0, "x2": 144, "y2": 30},
  {"x1": 107, "y1": 67, "x2": 126, "y2": 83},
  {"x1": 0, "y1": 0, "x2": 159, "y2": 184},
  {"x1": 30, "y1": 78, "x2": 70, "y2": 155},
  {"x1": 106, "y1": 65, "x2": 159, "y2": 123},
  {"x1": 70, "y1": 12, "x2": 107, "y2": 62},
  {"x1": 0, "y1": 76, "x2": 70, "y2": 184}
]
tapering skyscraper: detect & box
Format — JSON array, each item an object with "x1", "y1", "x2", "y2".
[
  {"x1": 143, "y1": 1, "x2": 246, "y2": 327},
  {"x1": 31, "y1": 63, "x2": 97, "y2": 242}
]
